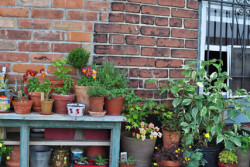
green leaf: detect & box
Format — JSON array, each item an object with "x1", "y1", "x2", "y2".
[
  {"x1": 216, "y1": 135, "x2": 224, "y2": 144},
  {"x1": 173, "y1": 98, "x2": 182, "y2": 108},
  {"x1": 217, "y1": 99, "x2": 223, "y2": 112},
  {"x1": 171, "y1": 86, "x2": 180, "y2": 94},
  {"x1": 180, "y1": 122, "x2": 188, "y2": 127},
  {"x1": 230, "y1": 137, "x2": 241, "y2": 147},
  {"x1": 210, "y1": 72, "x2": 218, "y2": 80},
  {"x1": 197, "y1": 82, "x2": 204, "y2": 87},
  {"x1": 192, "y1": 107, "x2": 198, "y2": 119},
  {"x1": 182, "y1": 99, "x2": 192, "y2": 106},
  {"x1": 200, "y1": 107, "x2": 207, "y2": 116}
]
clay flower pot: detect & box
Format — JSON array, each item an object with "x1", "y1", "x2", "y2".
[
  {"x1": 50, "y1": 80, "x2": 64, "y2": 93},
  {"x1": 40, "y1": 100, "x2": 54, "y2": 115},
  {"x1": 162, "y1": 129, "x2": 180, "y2": 148},
  {"x1": 89, "y1": 96, "x2": 104, "y2": 113},
  {"x1": 6, "y1": 145, "x2": 20, "y2": 167},
  {"x1": 51, "y1": 94, "x2": 75, "y2": 114},
  {"x1": 119, "y1": 163, "x2": 135, "y2": 167},
  {"x1": 86, "y1": 146, "x2": 107, "y2": 158},
  {"x1": 160, "y1": 160, "x2": 181, "y2": 167},
  {"x1": 218, "y1": 162, "x2": 237, "y2": 167},
  {"x1": 74, "y1": 86, "x2": 90, "y2": 112},
  {"x1": 105, "y1": 96, "x2": 125, "y2": 115},
  {"x1": 12, "y1": 100, "x2": 33, "y2": 114},
  {"x1": 29, "y1": 92, "x2": 41, "y2": 112}
]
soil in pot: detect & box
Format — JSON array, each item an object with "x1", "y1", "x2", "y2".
[
  {"x1": 40, "y1": 100, "x2": 54, "y2": 115},
  {"x1": 105, "y1": 96, "x2": 124, "y2": 116},
  {"x1": 89, "y1": 96, "x2": 104, "y2": 113},
  {"x1": 51, "y1": 94, "x2": 75, "y2": 114},
  {"x1": 29, "y1": 92, "x2": 41, "y2": 112},
  {"x1": 162, "y1": 130, "x2": 180, "y2": 148},
  {"x1": 6, "y1": 145, "x2": 20, "y2": 167},
  {"x1": 74, "y1": 86, "x2": 90, "y2": 112},
  {"x1": 236, "y1": 147, "x2": 250, "y2": 167},
  {"x1": 12, "y1": 100, "x2": 33, "y2": 114},
  {"x1": 160, "y1": 160, "x2": 181, "y2": 167}
]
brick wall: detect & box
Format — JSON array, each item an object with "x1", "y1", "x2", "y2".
[{"x1": 0, "y1": 0, "x2": 199, "y2": 103}]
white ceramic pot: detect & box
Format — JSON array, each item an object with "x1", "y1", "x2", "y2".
[{"x1": 67, "y1": 103, "x2": 85, "y2": 116}]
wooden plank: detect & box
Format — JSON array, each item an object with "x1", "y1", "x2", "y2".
[
  {"x1": 20, "y1": 126, "x2": 29, "y2": 167},
  {"x1": 110, "y1": 123, "x2": 121, "y2": 167}
]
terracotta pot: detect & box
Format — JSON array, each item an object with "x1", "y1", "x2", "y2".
[
  {"x1": 40, "y1": 100, "x2": 54, "y2": 115},
  {"x1": 218, "y1": 162, "x2": 237, "y2": 167},
  {"x1": 86, "y1": 146, "x2": 107, "y2": 158},
  {"x1": 6, "y1": 145, "x2": 20, "y2": 167},
  {"x1": 105, "y1": 96, "x2": 124, "y2": 115},
  {"x1": 162, "y1": 130, "x2": 180, "y2": 148},
  {"x1": 160, "y1": 160, "x2": 181, "y2": 167},
  {"x1": 50, "y1": 80, "x2": 64, "y2": 93},
  {"x1": 121, "y1": 132, "x2": 156, "y2": 167},
  {"x1": 74, "y1": 86, "x2": 90, "y2": 113},
  {"x1": 52, "y1": 149, "x2": 69, "y2": 167},
  {"x1": 51, "y1": 94, "x2": 75, "y2": 114},
  {"x1": 29, "y1": 92, "x2": 41, "y2": 112},
  {"x1": 12, "y1": 100, "x2": 33, "y2": 114},
  {"x1": 236, "y1": 147, "x2": 250, "y2": 167},
  {"x1": 119, "y1": 163, "x2": 135, "y2": 167},
  {"x1": 89, "y1": 96, "x2": 104, "y2": 113}
]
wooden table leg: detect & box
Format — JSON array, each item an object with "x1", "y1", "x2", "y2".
[
  {"x1": 110, "y1": 123, "x2": 121, "y2": 167},
  {"x1": 20, "y1": 126, "x2": 30, "y2": 167}
]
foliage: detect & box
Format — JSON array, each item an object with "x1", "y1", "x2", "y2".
[
  {"x1": 184, "y1": 148, "x2": 206, "y2": 167},
  {"x1": 87, "y1": 82, "x2": 106, "y2": 97},
  {"x1": 120, "y1": 156, "x2": 135, "y2": 165},
  {"x1": 106, "y1": 87, "x2": 128, "y2": 99},
  {"x1": 154, "y1": 145, "x2": 184, "y2": 163},
  {"x1": 92, "y1": 154, "x2": 108, "y2": 165},
  {"x1": 0, "y1": 140, "x2": 13, "y2": 159},
  {"x1": 148, "y1": 59, "x2": 250, "y2": 151},
  {"x1": 0, "y1": 79, "x2": 16, "y2": 98},
  {"x1": 77, "y1": 67, "x2": 97, "y2": 86},
  {"x1": 52, "y1": 59, "x2": 74, "y2": 95},
  {"x1": 67, "y1": 48, "x2": 90, "y2": 72},
  {"x1": 26, "y1": 69, "x2": 43, "y2": 92},
  {"x1": 238, "y1": 131, "x2": 250, "y2": 156},
  {"x1": 13, "y1": 76, "x2": 28, "y2": 102},
  {"x1": 218, "y1": 150, "x2": 238, "y2": 164}
]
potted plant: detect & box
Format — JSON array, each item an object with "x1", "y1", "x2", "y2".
[
  {"x1": 218, "y1": 150, "x2": 238, "y2": 167},
  {"x1": 12, "y1": 76, "x2": 33, "y2": 114},
  {"x1": 87, "y1": 83, "x2": 106, "y2": 117},
  {"x1": 92, "y1": 154, "x2": 108, "y2": 167},
  {"x1": 51, "y1": 59, "x2": 75, "y2": 114},
  {"x1": 0, "y1": 79, "x2": 15, "y2": 113},
  {"x1": 154, "y1": 145, "x2": 184, "y2": 167},
  {"x1": 235, "y1": 131, "x2": 250, "y2": 167},
  {"x1": 0, "y1": 140, "x2": 13, "y2": 166},
  {"x1": 119, "y1": 156, "x2": 135, "y2": 167},
  {"x1": 74, "y1": 157, "x2": 89, "y2": 167}
]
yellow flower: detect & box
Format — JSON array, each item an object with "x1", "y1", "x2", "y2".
[
  {"x1": 0, "y1": 143, "x2": 2, "y2": 147},
  {"x1": 6, "y1": 156, "x2": 10, "y2": 160},
  {"x1": 178, "y1": 148, "x2": 180, "y2": 151},
  {"x1": 155, "y1": 147, "x2": 158, "y2": 150},
  {"x1": 141, "y1": 122, "x2": 145, "y2": 128},
  {"x1": 176, "y1": 155, "x2": 178, "y2": 157},
  {"x1": 136, "y1": 134, "x2": 140, "y2": 139},
  {"x1": 205, "y1": 133, "x2": 210, "y2": 138},
  {"x1": 153, "y1": 163, "x2": 157, "y2": 166},
  {"x1": 188, "y1": 158, "x2": 190, "y2": 161},
  {"x1": 175, "y1": 150, "x2": 178, "y2": 153},
  {"x1": 189, "y1": 146, "x2": 192, "y2": 148},
  {"x1": 181, "y1": 149, "x2": 184, "y2": 152}
]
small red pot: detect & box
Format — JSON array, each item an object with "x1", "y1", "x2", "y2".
[
  {"x1": 105, "y1": 96, "x2": 124, "y2": 115},
  {"x1": 119, "y1": 163, "x2": 135, "y2": 167},
  {"x1": 218, "y1": 162, "x2": 237, "y2": 167}
]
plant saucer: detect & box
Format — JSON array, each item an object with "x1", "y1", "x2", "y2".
[{"x1": 89, "y1": 110, "x2": 106, "y2": 117}]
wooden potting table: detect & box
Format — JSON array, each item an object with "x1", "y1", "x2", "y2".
[{"x1": 0, "y1": 113, "x2": 126, "y2": 167}]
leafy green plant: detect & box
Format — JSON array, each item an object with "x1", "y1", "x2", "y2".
[
  {"x1": 106, "y1": 87, "x2": 128, "y2": 99},
  {"x1": 87, "y1": 83, "x2": 106, "y2": 97},
  {"x1": 92, "y1": 154, "x2": 108, "y2": 166},
  {"x1": 67, "y1": 48, "x2": 90, "y2": 72},
  {"x1": 0, "y1": 79, "x2": 16, "y2": 98},
  {"x1": 52, "y1": 59, "x2": 73, "y2": 95},
  {"x1": 154, "y1": 145, "x2": 184, "y2": 164},
  {"x1": 13, "y1": 76, "x2": 28, "y2": 102},
  {"x1": 26, "y1": 69, "x2": 42, "y2": 92},
  {"x1": 120, "y1": 156, "x2": 135, "y2": 165},
  {"x1": 238, "y1": 131, "x2": 250, "y2": 156},
  {"x1": 0, "y1": 140, "x2": 13, "y2": 160},
  {"x1": 219, "y1": 150, "x2": 238, "y2": 164},
  {"x1": 184, "y1": 148, "x2": 206, "y2": 167},
  {"x1": 77, "y1": 67, "x2": 97, "y2": 86}
]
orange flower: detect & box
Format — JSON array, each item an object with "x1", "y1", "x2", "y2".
[
  {"x1": 23, "y1": 74, "x2": 28, "y2": 83},
  {"x1": 82, "y1": 68, "x2": 87, "y2": 73},
  {"x1": 92, "y1": 74, "x2": 96, "y2": 79},
  {"x1": 86, "y1": 68, "x2": 91, "y2": 77},
  {"x1": 40, "y1": 68, "x2": 45, "y2": 73},
  {"x1": 92, "y1": 69, "x2": 97, "y2": 74},
  {"x1": 41, "y1": 71, "x2": 46, "y2": 78},
  {"x1": 30, "y1": 69, "x2": 38, "y2": 76}
]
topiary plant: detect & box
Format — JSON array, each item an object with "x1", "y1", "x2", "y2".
[
  {"x1": 218, "y1": 150, "x2": 238, "y2": 165},
  {"x1": 67, "y1": 48, "x2": 90, "y2": 72}
]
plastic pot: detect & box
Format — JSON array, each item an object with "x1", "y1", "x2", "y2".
[
  {"x1": 51, "y1": 94, "x2": 75, "y2": 114},
  {"x1": 30, "y1": 146, "x2": 51, "y2": 167},
  {"x1": 40, "y1": 100, "x2": 54, "y2": 115},
  {"x1": 200, "y1": 147, "x2": 222, "y2": 167},
  {"x1": 105, "y1": 96, "x2": 124, "y2": 116},
  {"x1": 29, "y1": 92, "x2": 41, "y2": 112},
  {"x1": 12, "y1": 100, "x2": 33, "y2": 114}
]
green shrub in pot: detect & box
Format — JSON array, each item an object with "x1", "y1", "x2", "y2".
[{"x1": 67, "y1": 48, "x2": 90, "y2": 73}]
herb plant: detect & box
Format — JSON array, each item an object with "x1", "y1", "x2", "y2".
[
  {"x1": 87, "y1": 83, "x2": 106, "y2": 97},
  {"x1": 93, "y1": 154, "x2": 108, "y2": 166},
  {"x1": 67, "y1": 48, "x2": 90, "y2": 72},
  {"x1": 219, "y1": 150, "x2": 238, "y2": 164},
  {"x1": 238, "y1": 131, "x2": 250, "y2": 156},
  {"x1": 120, "y1": 156, "x2": 135, "y2": 165}
]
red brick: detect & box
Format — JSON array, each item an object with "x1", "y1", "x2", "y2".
[
  {"x1": 186, "y1": 40, "x2": 198, "y2": 49},
  {"x1": 67, "y1": 32, "x2": 91, "y2": 42},
  {"x1": 128, "y1": 0, "x2": 156, "y2": 5},
  {"x1": 142, "y1": 6, "x2": 170, "y2": 16},
  {"x1": 93, "y1": 56, "x2": 107, "y2": 65},
  {"x1": 145, "y1": 82, "x2": 158, "y2": 89},
  {"x1": 170, "y1": 18, "x2": 182, "y2": 27},
  {"x1": 141, "y1": 15, "x2": 154, "y2": 25},
  {"x1": 129, "y1": 79, "x2": 140, "y2": 88},
  {"x1": 156, "y1": 59, "x2": 183, "y2": 68},
  {"x1": 31, "y1": 53, "x2": 63, "y2": 63},
  {"x1": 158, "y1": 0, "x2": 185, "y2": 7},
  {"x1": 0, "y1": 8, "x2": 28, "y2": 17},
  {"x1": 0, "y1": 30, "x2": 31, "y2": 40},
  {"x1": 100, "y1": 12, "x2": 108, "y2": 21},
  {"x1": 0, "y1": 0, "x2": 15, "y2": 5},
  {"x1": 94, "y1": 34, "x2": 107, "y2": 43},
  {"x1": 125, "y1": 14, "x2": 139, "y2": 24},
  {"x1": 171, "y1": 49, "x2": 197, "y2": 58},
  {"x1": 126, "y1": 36, "x2": 155, "y2": 46},
  {"x1": 95, "y1": 24, "x2": 139, "y2": 34},
  {"x1": 13, "y1": 64, "x2": 45, "y2": 73},
  {"x1": 135, "y1": 90, "x2": 154, "y2": 98},
  {"x1": 0, "y1": 18, "x2": 15, "y2": 28},
  {"x1": 125, "y1": 3, "x2": 140, "y2": 13},
  {"x1": 141, "y1": 26, "x2": 169, "y2": 37},
  {"x1": 184, "y1": 19, "x2": 199, "y2": 29},
  {"x1": 34, "y1": 31, "x2": 64, "y2": 41},
  {"x1": 170, "y1": 69, "x2": 185, "y2": 78},
  {"x1": 154, "y1": 90, "x2": 168, "y2": 99},
  {"x1": 129, "y1": 68, "x2": 139, "y2": 77},
  {"x1": 52, "y1": 43, "x2": 82, "y2": 52},
  {"x1": 155, "y1": 17, "x2": 168, "y2": 26},
  {"x1": 52, "y1": 21, "x2": 83, "y2": 31},
  {"x1": 141, "y1": 48, "x2": 170, "y2": 57},
  {"x1": 140, "y1": 69, "x2": 168, "y2": 78},
  {"x1": 109, "y1": 13, "x2": 124, "y2": 22},
  {"x1": 109, "y1": 35, "x2": 124, "y2": 44},
  {"x1": 0, "y1": 52, "x2": 29, "y2": 62},
  {"x1": 85, "y1": 22, "x2": 93, "y2": 31},
  {"x1": 85, "y1": 1, "x2": 109, "y2": 11},
  {"x1": 95, "y1": 45, "x2": 139, "y2": 55},
  {"x1": 0, "y1": 63, "x2": 10, "y2": 72},
  {"x1": 32, "y1": 9, "x2": 63, "y2": 19},
  {"x1": 187, "y1": 1, "x2": 199, "y2": 10},
  {"x1": 172, "y1": 29, "x2": 198, "y2": 39},
  {"x1": 18, "y1": 41, "x2": 49, "y2": 52},
  {"x1": 172, "y1": 8, "x2": 198, "y2": 19},
  {"x1": 67, "y1": 11, "x2": 98, "y2": 21},
  {"x1": 157, "y1": 38, "x2": 184, "y2": 47},
  {"x1": 0, "y1": 41, "x2": 16, "y2": 50},
  {"x1": 112, "y1": 2, "x2": 124, "y2": 11},
  {"x1": 18, "y1": 19, "x2": 50, "y2": 29},
  {"x1": 53, "y1": 0, "x2": 83, "y2": 8}
]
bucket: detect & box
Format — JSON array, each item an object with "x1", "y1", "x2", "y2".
[{"x1": 30, "y1": 146, "x2": 51, "y2": 167}]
